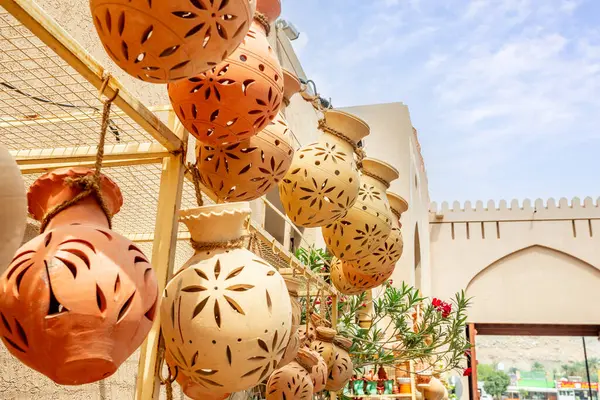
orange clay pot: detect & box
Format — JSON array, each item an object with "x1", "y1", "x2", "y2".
[
  {"x1": 166, "y1": 351, "x2": 230, "y2": 400},
  {"x1": 90, "y1": 0, "x2": 256, "y2": 83},
  {"x1": 256, "y1": 0, "x2": 281, "y2": 23},
  {"x1": 196, "y1": 113, "x2": 294, "y2": 201},
  {"x1": 343, "y1": 191, "x2": 408, "y2": 275},
  {"x1": 169, "y1": 18, "x2": 283, "y2": 145},
  {"x1": 0, "y1": 146, "x2": 27, "y2": 273},
  {"x1": 283, "y1": 69, "x2": 301, "y2": 109},
  {"x1": 322, "y1": 158, "x2": 399, "y2": 262},
  {"x1": 326, "y1": 336, "x2": 354, "y2": 391},
  {"x1": 279, "y1": 110, "x2": 369, "y2": 227},
  {"x1": 298, "y1": 321, "x2": 317, "y2": 347},
  {"x1": 309, "y1": 327, "x2": 337, "y2": 369},
  {"x1": 267, "y1": 348, "x2": 316, "y2": 400},
  {"x1": 0, "y1": 167, "x2": 158, "y2": 385},
  {"x1": 160, "y1": 202, "x2": 292, "y2": 397},
  {"x1": 307, "y1": 347, "x2": 328, "y2": 393}
]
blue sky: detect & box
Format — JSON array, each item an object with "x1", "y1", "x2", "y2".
[{"x1": 281, "y1": 0, "x2": 600, "y2": 203}]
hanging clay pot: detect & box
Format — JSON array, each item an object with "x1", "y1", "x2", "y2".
[
  {"x1": 166, "y1": 351, "x2": 230, "y2": 400},
  {"x1": 90, "y1": 0, "x2": 256, "y2": 83},
  {"x1": 279, "y1": 110, "x2": 369, "y2": 227},
  {"x1": 322, "y1": 158, "x2": 398, "y2": 262},
  {"x1": 298, "y1": 322, "x2": 316, "y2": 346},
  {"x1": 330, "y1": 256, "x2": 395, "y2": 296},
  {"x1": 267, "y1": 347, "x2": 316, "y2": 400},
  {"x1": 256, "y1": 0, "x2": 281, "y2": 23},
  {"x1": 169, "y1": 15, "x2": 284, "y2": 145},
  {"x1": 196, "y1": 113, "x2": 294, "y2": 201},
  {"x1": 277, "y1": 328, "x2": 301, "y2": 368},
  {"x1": 283, "y1": 69, "x2": 301, "y2": 110},
  {"x1": 0, "y1": 167, "x2": 158, "y2": 385},
  {"x1": 0, "y1": 146, "x2": 27, "y2": 273},
  {"x1": 423, "y1": 378, "x2": 446, "y2": 400},
  {"x1": 309, "y1": 326, "x2": 337, "y2": 369},
  {"x1": 160, "y1": 202, "x2": 292, "y2": 396},
  {"x1": 306, "y1": 347, "x2": 328, "y2": 393},
  {"x1": 342, "y1": 191, "x2": 408, "y2": 275},
  {"x1": 326, "y1": 336, "x2": 354, "y2": 391}
]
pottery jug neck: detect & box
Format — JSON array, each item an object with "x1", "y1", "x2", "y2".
[
  {"x1": 180, "y1": 202, "x2": 252, "y2": 246},
  {"x1": 45, "y1": 199, "x2": 112, "y2": 231},
  {"x1": 322, "y1": 110, "x2": 370, "y2": 145},
  {"x1": 320, "y1": 132, "x2": 357, "y2": 157}
]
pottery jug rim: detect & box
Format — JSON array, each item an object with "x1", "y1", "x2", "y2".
[
  {"x1": 387, "y1": 191, "x2": 409, "y2": 215},
  {"x1": 323, "y1": 109, "x2": 370, "y2": 144},
  {"x1": 256, "y1": 0, "x2": 281, "y2": 23},
  {"x1": 27, "y1": 167, "x2": 123, "y2": 221},
  {"x1": 316, "y1": 326, "x2": 337, "y2": 341},
  {"x1": 179, "y1": 202, "x2": 252, "y2": 220},
  {"x1": 283, "y1": 69, "x2": 301, "y2": 103},
  {"x1": 361, "y1": 158, "x2": 399, "y2": 185},
  {"x1": 296, "y1": 347, "x2": 319, "y2": 368},
  {"x1": 333, "y1": 335, "x2": 352, "y2": 350}
]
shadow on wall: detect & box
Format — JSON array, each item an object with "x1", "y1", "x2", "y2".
[
  {"x1": 415, "y1": 223, "x2": 421, "y2": 290},
  {"x1": 466, "y1": 245, "x2": 600, "y2": 324}
]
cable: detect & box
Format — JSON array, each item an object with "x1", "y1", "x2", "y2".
[{"x1": 1, "y1": 81, "x2": 121, "y2": 142}]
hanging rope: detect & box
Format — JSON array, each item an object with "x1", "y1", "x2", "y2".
[
  {"x1": 158, "y1": 341, "x2": 178, "y2": 400},
  {"x1": 391, "y1": 207, "x2": 402, "y2": 221},
  {"x1": 317, "y1": 119, "x2": 359, "y2": 153},
  {"x1": 190, "y1": 234, "x2": 251, "y2": 252},
  {"x1": 186, "y1": 162, "x2": 204, "y2": 207},
  {"x1": 360, "y1": 168, "x2": 391, "y2": 189},
  {"x1": 39, "y1": 76, "x2": 119, "y2": 233},
  {"x1": 254, "y1": 11, "x2": 271, "y2": 35}
]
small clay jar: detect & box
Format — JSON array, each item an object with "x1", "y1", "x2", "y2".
[
  {"x1": 276, "y1": 276, "x2": 302, "y2": 367},
  {"x1": 322, "y1": 158, "x2": 399, "y2": 262},
  {"x1": 169, "y1": 15, "x2": 284, "y2": 145},
  {"x1": 423, "y1": 378, "x2": 446, "y2": 400},
  {"x1": 297, "y1": 322, "x2": 316, "y2": 347},
  {"x1": 306, "y1": 347, "x2": 328, "y2": 393},
  {"x1": 160, "y1": 202, "x2": 292, "y2": 397},
  {"x1": 196, "y1": 113, "x2": 294, "y2": 201},
  {"x1": 0, "y1": 146, "x2": 27, "y2": 273},
  {"x1": 309, "y1": 326, "x2": 337, "y2": 369},
  {"x1": 277, "y1": 329, "x2": 301, "y2": 368},
  {"x1": 166, "y1": 352, "x2": 230, "y2": 400},
  {"x1": 282, "y1": 69, "x2": 301, "y2": 111},
  {"x1": 279, "y1": 110, "x2": 369, "y2": 227},
  {"x1": 267, "y1": 347, "x2": 316, "y2": 400},
  {"x1": 326, "y1": 336, "x2": 354, "y2": 391},
  {"x1": 0, "y1": 167, "x2": 158, "y2": 385},
  {"x1": 91, "y1": 0, "x2": 256, "y2": 83}
]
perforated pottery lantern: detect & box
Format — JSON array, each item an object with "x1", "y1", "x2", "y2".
[
  {"x1": 279, "y1": 110, "x2": 369, "y2": 227},
  {"x1": 276, "y1": 277, "x2": 303, "y2": 367},
  {"x1": 326, "y1": 336, "x2": 354, "y2": 391},
  {"x1": 322, "y1": 158, "x2": 399, "y2": 262},
  {"x1": 331, "y1": 190, "x2": 408, "y2": 295},
  {"x1": 267, "y1": 347, "x2": 317, "y2": 400},
  {"x1": 0, "y1": 167, "x2": 158, "y2": 385},
  {"x1": 160, "y1": 202, "x2": 292, "y2": 397},
  {"x1": 168, "y1": 4, "x2": 284, "y2": 145},
  {"x1": 0, "y1": 146, "x2": 27, "y2": 273},
  {"x1": 196, "y1": 113, "x2": 294, "y2": 201},
  {"x1": 309, "y1": 326, "x2": 337, "y2": 369},
  {"x1": 307, "y1": 347, "x2": 328, "y2": 393},
  {"x1": 90, "y1": 0, "x2": 256, "y2": 82}
]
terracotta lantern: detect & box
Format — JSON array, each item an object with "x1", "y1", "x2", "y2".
[
  {"x1": 167, "y1": 352, "x2": 230, "y2": 400},
  {"x1": 0, "y1": 146, "x2": 27, "y2": 273},
  {"x1": 279, "y1": 110, "x2": 369, "y2": 227},
  {"x1": 267, "y1": 347, "x2": 316, "y2": 400},
  {"x1": 344, "y1": 191, "x2": 408, "y2": 275},
  {"x1": 331, "y1": 190, "x2": 408, "y2": 295},
  {"x1": 160, "y1": 202, "x2": 292, "y2": 396},
  {"x1": 90, "y1": 0, "x2": 256, "y2": 83},
  {"x1": 322, "y1": 158, "x2": 399, "y2": 262},
  {"x1": 168, "y1": 12, "x2": 284, "y2": 145},
  {"x1": 196, "y1": 113, "x2": 294, "y2": 202},
  {"x1": 0, "y1": 167, "x2": 158, "y2": 385},
  {"x1": 306, "y1": 347, "x2": 328, "y2": 393},
  {"x1": 326, "y1": 336, "x2": 354, "y2": 391},
  {"x1": 277, "y1": 329, "x2": 301, "y2": 368},
  {"x1": 309, "y1": 326, "x2": 337, "y2": 369},
  {"x1": 297, "y1": 321, "x2": 317, "y2": 347}
]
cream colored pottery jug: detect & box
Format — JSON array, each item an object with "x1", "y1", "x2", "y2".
[
  {"x1": 267, "y1": 347, "x2": 317, "y2": 400},
  {"x1": 276, "y1": 276, "x2": 303, "y2": 367},
  {"x1": 0, "y1": 146, "x2": 26, "y2": 273},
  {"x1": 423, "y1": 377, "x2": 446, "y2": 400},
  {"x1": 325, "y1": 336, "x2": 354, "y2": 391},
  {"x1": 279, "y1": 110, "x2": 369, "y2": 227},
  {"x1": 322, "y1": 158, "x2": 398, "y2": 261},
  {"x1": 309, "y1": 327, "x2": 337, "y2": 369},
  {"x1": 160, "y1": 202, "x2": 292, "y2": 396}
]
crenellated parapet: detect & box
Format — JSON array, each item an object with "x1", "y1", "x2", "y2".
[{"x1": 430, "y1": 197, "x2": 600, "y2": 222}]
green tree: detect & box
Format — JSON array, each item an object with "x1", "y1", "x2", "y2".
[
  {"x1": 484, "y1": 371, "x2": 511, "y2": 400},
  {"x1": 531, "y1": 362, "x2": 545, "y2": 372},
  {"x1": 478, "y1": 364, "x2": 496, "y2": 381}
]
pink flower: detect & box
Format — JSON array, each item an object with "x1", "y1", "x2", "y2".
[
  {"x1": 432, "y1": 298, "x2": 442, "y2": 308},
  {"x1": 388, "y1": 279, "x2": 394, "y2": 285},
  {"x1": 463, "y1": 368, "x2": 472, "y2": 376},
  {"x1": 361, "y1": 303, "x2": 367, "y2": 308}
]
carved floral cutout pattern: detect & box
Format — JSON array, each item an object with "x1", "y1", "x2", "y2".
[
  {"x1": 197, "y1": 114, "x2": 294, "y2": 202},
  {"x1": 348, "y1": 227, "x2": 404, "y2": 275},
  {"x1": 0, "y1": 226, "x2": 158, "y2": 384},
  {"x1": 91, "y1": 0, "x2": 256, "y2": 82},
  {"x1": 267, "y1": 361, "x2": 314, "y2": 400},
  {"x1": 169, "y1": 20, "x2": 284, "y2": 145},
  {"x1": 279, "y1": 134, "x2": 360, "y2": 228},
  {"x1": 326, "y1": 345, "x2": 354, "y2": 391}
]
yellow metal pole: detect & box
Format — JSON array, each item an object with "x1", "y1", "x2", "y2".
[{"x1": 135, "y1": 113, "x2": 187, "y2": 400}]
